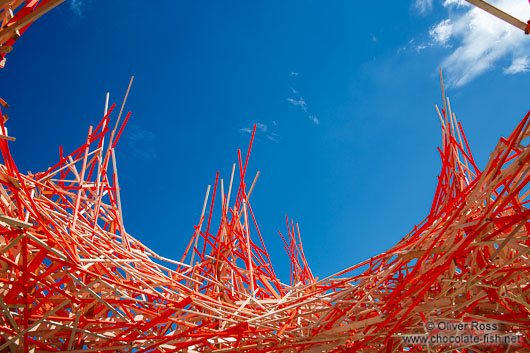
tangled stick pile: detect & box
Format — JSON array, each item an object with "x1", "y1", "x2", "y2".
[
  {"x1": 0, "y1": 77, "x2": 528, "y2": 352},
  {"x1": 0, "y1": 2, "x2": 529, "y2": 352},
  {"x1": 0, "y1": 0, "x2": 66, "y2": 69}
]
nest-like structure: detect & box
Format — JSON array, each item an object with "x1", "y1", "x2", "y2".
[{"x1": 0, "y1": 2, "x2": 529, "y2": 352}]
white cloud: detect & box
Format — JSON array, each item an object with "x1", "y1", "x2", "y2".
[
  {"x1": 290, "y1": 86, "x2": 299, "y2": 94},
  {"x1": 287, "y1": 97, "x2": 307, "y2": 111},
  {"x1": 309, "y1": 115, "x2": 320, "y2": 125},
  {"x1": 414, "y1": 0, "x2": 433, "y2": 14},
  {"x1": 504, "y1": 56, "x2": 530, "y2": 74},
  {"x1": 239, "y1": 128, "x2": 252, "y2": 134},
  {"x1": 430, "y1": 0, "x2": 530, "y2": 87},
  {"x1": 290, "y1": 72, "x2": 299, "y2": 77},
  {"x1": 443, "y1": 0, "x2": 468, "y2": 7},
  {"x1": 256, "y1": 123, "x2": 267, "y2": 132},
  {"x1": 429, "y1": 19, "x2": 453, "y2": 45}
]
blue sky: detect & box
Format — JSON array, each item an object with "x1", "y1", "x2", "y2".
[{"x1": 1, "y1": 0, "x2": 529, "y2": 281}]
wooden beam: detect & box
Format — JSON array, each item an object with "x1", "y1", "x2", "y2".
[
  {"x1": 0, "y1": 133, "x2": 15, "y2": 141},
  {"x1": 0, "y1": 0, "x2": 66, "y2": 44},
  {"x1": 0, "y1": 214, "x2": 31, "y2": 228},
  {"x1": 465, "y1": 0, "x2": 529, "y2": 33},
  {"x1": 0, "y1": 0, "x2": 13, "y2": 9}
]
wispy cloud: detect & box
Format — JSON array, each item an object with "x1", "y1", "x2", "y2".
[
  {"x1": 266, "y1": 133, "x2": 280, "y2": 143},
  {"x1": 287, "y1": 72, "x2": 320, "y2": 125},
  {"x1": 413, "y1": 0, "x2": 433, "y2": 15},
  {"x1": 287, "y1": 97, "x2": 308, "y2": 112},
  {"x1": 429, "y1": 19, "x2": 453, "y2": 45},
  {"x1": 429, "y1": 0, "x2": 530, "y2": 87},
  {"x1": 286, "y1": 71, "x2": 320, "y2": 124},
  {"x1": 504, "y1": 55, "x2": 530, "y2": 74},
  {"x1": 126, "y1": 125, "x2": 157, "y2": 160},
  {"x1": 239, "y1": 123, "x2": 279, "y2": 143},
  {"x1": 70, "y1": 0, "x2": 91, "y2": 17},
  {"x1": 442, "y1": 0, "x2": 467, "y2": 7},
  {"x1": 308, "y1": 115, "x2": 320, "y2": 125},
  {"x1": 240, "y1": 124, "x2": 267, "y2": 134}
]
